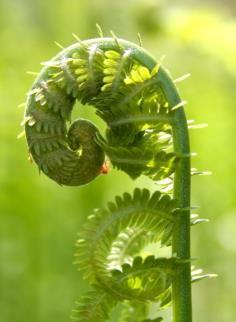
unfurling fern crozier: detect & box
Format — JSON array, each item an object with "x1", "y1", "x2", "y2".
[{"x1": 22, "y1": 35, "x2": 208, "y2": 322}]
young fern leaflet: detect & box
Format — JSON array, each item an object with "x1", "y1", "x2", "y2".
[{"x1": 22, "y1": 34, "x2": 211, "y2": 322}]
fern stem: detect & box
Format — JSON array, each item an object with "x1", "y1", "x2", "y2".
[
  {"x1": 172, "y1": 103, "x2": 192, "y2": 322},
  {"x1": 158, "y1": 69, "x2": 192, "y2": 322}
]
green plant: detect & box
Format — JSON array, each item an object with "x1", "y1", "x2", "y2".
[{"x1": 22, "y1": 32, "x2": 212, "y2": 322}]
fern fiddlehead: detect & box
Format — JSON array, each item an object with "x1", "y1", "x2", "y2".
[{"x1": 22, "y1": 34, "x2": 207, "y2": 322}]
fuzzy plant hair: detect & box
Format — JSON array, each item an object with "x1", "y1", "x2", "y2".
[{"x1": 21, "y1": 29, "x2": 214, "y2": 322}]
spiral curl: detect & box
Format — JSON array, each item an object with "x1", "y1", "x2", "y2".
[{"x1": 24, "y1": 38, "x2": 177, "y2": 186}]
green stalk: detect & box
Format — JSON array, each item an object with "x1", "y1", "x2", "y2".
[
  {"x1": 158, "y1": 69, "x2": 192, "y2": 322},
  {"x1": 172, "y1": 104, "x2": 192, "y2": 322}
]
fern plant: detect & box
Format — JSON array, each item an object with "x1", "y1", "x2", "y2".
[{"x1": 21, "y1": 30, "x2": 212, "y2": 322}]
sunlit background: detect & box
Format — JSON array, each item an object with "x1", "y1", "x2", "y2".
[{"x1": 0, "y1": 0, "x2": 235, "y2": 321}]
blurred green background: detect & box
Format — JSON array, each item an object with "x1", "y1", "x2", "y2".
[{"x1": 0, "y1": 0, "x2": 235, "y2": 321}]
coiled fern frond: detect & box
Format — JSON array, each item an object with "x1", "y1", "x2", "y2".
[{"x1": 22, "y1": 32, "x2": 211, "y2": 322}]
